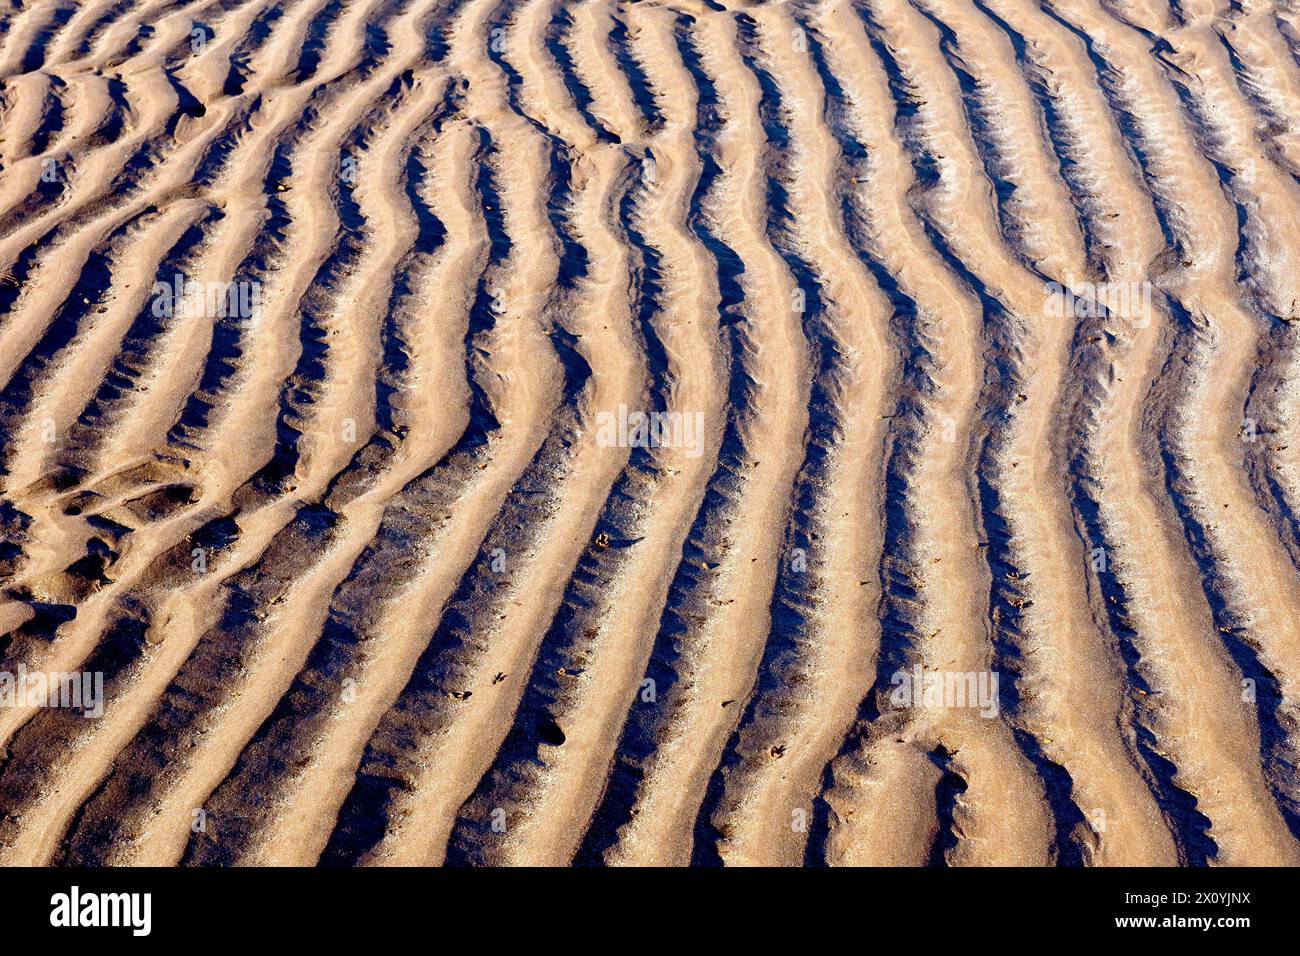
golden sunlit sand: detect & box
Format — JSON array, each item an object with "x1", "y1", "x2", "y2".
[{"x1": 0, "y1": 0, "x2": 1298, "y2": 867}]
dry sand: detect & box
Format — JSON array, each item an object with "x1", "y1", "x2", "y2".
[{"x1": 0, "y1": 0, "x2": 1299, "y2": 866}]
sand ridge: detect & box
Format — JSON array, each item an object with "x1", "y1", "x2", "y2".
[{"x1": 0, "y1": 0, "x2": 1298, "y2": 866}]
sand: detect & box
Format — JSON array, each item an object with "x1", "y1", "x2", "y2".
[{"x1": 0, "y1": 0, "x2": 1298, "y2": 867}]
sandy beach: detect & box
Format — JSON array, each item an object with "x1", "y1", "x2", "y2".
[{"x1": 0, "y1": 0, "x2": 1299, "y2": 867}]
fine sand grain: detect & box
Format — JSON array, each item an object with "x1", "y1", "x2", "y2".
[{"x1": 0, "y1": 0, "x2": 1299, "y2": 866}]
